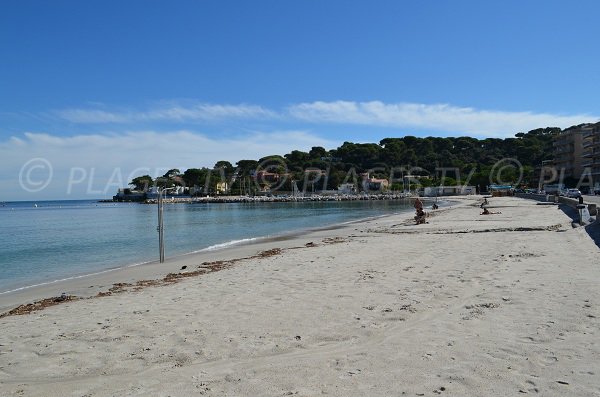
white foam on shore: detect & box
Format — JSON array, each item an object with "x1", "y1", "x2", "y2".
[{"x1": 193, "y1": 237, "x2": 260, "y2": 252}]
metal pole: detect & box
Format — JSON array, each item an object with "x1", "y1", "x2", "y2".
[
  {"x1": 158, "y1": 189, "x2": 165, "y2": 263},
  {"x1": 161, "y1": 191, "x2": 166, "y2": 262}
]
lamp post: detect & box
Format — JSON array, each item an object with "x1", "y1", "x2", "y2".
[{"x1": 157, "y1": 187, "x2": 175, "y2": 263}]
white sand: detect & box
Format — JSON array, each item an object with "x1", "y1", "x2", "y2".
[{"x1": 1, "y1": 196, "x2": 599, "y2": 396}]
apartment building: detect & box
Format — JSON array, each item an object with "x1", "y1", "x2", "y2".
[
  {"x1": 581, "y1": 122, "x2": 600, "y2": 183},
  {"x1": 553, "y1": 124, "x2": 586, "y2": 179}
]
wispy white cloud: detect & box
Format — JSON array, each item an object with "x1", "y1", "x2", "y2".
[
  {"x1": 55, "y1": 100, "x2": 599, "y2": 138},
  {"x1": 146, "y1": 104, "x2": 278, "y2": 121},
  {"x1": 57, "y1": 103, "x2": 278, "y2": 124},
  {"x1": 287, "y1": 101, "x2": 599, "y2": 138},
  {"x1": 0, "y1": 130, "x2": 336, "y2": 200},
  {"x1": 57, "y1": 109, "x2": 132, "y2": 123}
]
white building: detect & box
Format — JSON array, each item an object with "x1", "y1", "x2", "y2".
[{"x1": 338, "y1": 183, "x2": 357, "y2": 194}]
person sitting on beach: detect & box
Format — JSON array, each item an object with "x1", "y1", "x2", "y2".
[
  {"x1": 432, "y1": 203, "x2": 439, "y2": 210},
  {"x1": 414, "y1": 197, "x2": 423, "y2": 211},
  {"x1": 480, "y1": 198, "x2": 489, "y2": 208},
  {"x1": 480, "y1": 208, "x2": 501, "y2": 215},
  {"x1": 415, "y1": 208, "x2": 427, "y2": 224}
]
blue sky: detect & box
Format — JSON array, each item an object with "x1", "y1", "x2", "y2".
[{"x1": 1, "y1": 0, "x2": 599, "y2": 200}]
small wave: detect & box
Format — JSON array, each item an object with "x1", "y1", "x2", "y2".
[{"x1": 193, "y1": 237, "x2": 260, "y2": 252}]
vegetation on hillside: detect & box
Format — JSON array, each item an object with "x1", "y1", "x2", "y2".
[{"x1": 129, "y1": 128, "x2": 559, "y2": 194}]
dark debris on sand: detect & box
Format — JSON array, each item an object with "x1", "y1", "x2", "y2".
[{"x1": 0, "y1": 294, "x2": 79, "y2": 318}]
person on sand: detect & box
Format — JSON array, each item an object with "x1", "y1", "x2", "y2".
[
  {"x1": 480, "y1": 198, "x2": 489, "y2": 208},
  {"x1": 414, "y1": 197, "x2": 423, "y2": 211},
  {"x1": 415, "y1": 208, "x2": 427, "y2": 224},
  {"x1": 413, "y1": 198, "x2": 426, "y2": 224},
  {"x1": 480, "y1": 208, "x2": 501, "y2": 215}
]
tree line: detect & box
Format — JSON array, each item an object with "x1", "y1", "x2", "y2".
[{"x1": 129, "y1": 127, "x2": 559, "y2": 194}]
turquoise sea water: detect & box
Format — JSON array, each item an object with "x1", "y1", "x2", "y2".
[{"x1": 0, "y1": 199, "x2": 426, "y2": 293}]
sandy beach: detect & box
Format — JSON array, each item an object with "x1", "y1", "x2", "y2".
[{"x1": 1, "y1": 196, "x2": 599, "y2": 396}]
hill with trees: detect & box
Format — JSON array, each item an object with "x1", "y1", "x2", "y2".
[{"x1": 129, "y1": 127, "x2": 559, "y2": 195}]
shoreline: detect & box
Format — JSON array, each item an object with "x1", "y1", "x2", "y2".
[{"x1": 0, "y1": 200, "x2": 445, "y2": 313}]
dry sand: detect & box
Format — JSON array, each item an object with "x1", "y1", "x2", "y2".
[{"x1": 1, "y1": 196, "x2": 599, "y2": 396}]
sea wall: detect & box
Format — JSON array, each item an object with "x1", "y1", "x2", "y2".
[{"x1": 516, "y1": 193, "x2": 598, "y2": 217}]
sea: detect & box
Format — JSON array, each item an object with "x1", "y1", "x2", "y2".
[{"x1": 0, "y1": 199, "x2": 427, "y2": 294}]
